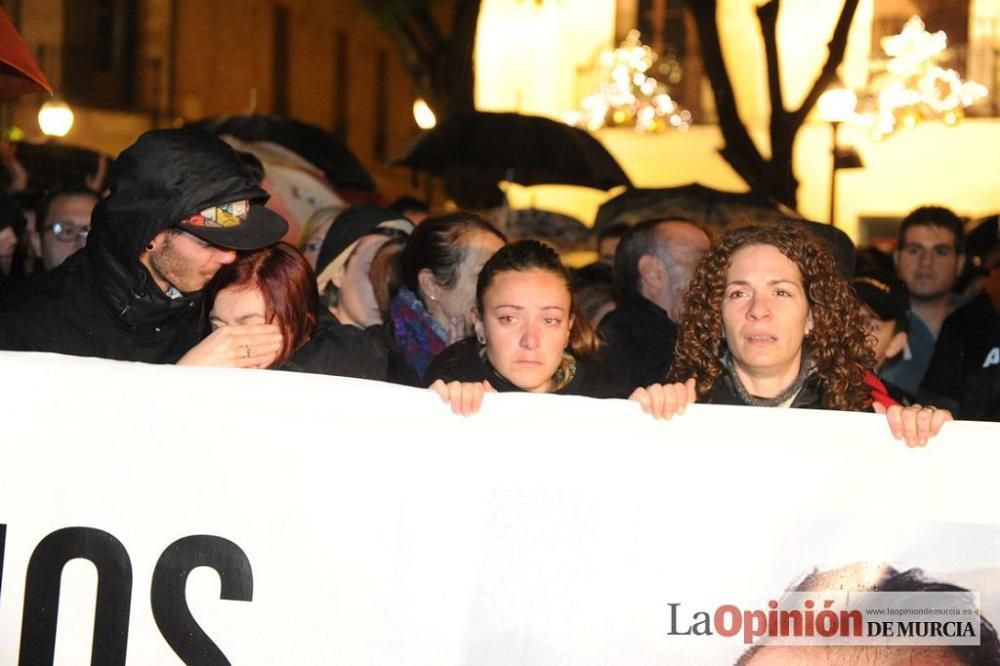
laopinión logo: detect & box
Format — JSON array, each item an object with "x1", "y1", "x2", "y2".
[{"x1": 667, "y1": 591, "x2": 981, "y2": 646}]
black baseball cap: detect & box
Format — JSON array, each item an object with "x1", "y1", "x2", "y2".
[
  {"x1": 853, "y1": 268, "x2": 910, "y2": 324},
  {"x1": 177, "y1": 198, "x2": 288, "y2": 251}
]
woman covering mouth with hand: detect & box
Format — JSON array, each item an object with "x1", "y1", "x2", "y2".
[{"x1": 631, "y1": 224, "x2": 952, "y2": 447}]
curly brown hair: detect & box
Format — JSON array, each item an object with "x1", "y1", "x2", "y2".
[{"x1": 668, "y1": 224, "x2": 875, "y2": 411}]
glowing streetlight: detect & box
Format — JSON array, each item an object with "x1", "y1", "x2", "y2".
[
  {"x1": 38, "y1": 97, "x2": 74, "y2": 137},
  {"x1": 818, "y1": 80, "x2": 862, "y2": 227},
  {"x1": 413, "y1": 98, "x2": 436, "y2": 130},
  {"x1": 817, "y1": 85, "x2": 857, "y2": 124}
]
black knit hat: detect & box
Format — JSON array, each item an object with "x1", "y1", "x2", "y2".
[{"x1": 315, "y1": 204, "x2": 412, "y2": 276}]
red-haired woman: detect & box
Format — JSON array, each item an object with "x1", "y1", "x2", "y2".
[{"x1": 179, "y1": 243, "x2": 387, "y2": 379}]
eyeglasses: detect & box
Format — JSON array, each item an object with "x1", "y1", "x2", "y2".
[{"x1": 43, "y1": 221, "x2": 90, "y2": 242}]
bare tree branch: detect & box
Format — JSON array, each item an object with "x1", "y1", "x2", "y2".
[
  {"x1": 790, "y1": 0, "x2": 861, "y2": 126},
  {"x1": 411, "y1": 6, "x2": 445, "y2": 53},
  {"x1": 361, "y1": 0, "x2": 480, "y2": 116},
  {"x1": 687, "y1": 0, "x2": 859, "y2": 208},
  {"x1": 451, "y1": 0, "x2": 482, "y2": 50},
  {"x1": 687, "y1": 0, "x2": 769, "y2": 191},
  {"x1": 382, "y1": 20, "x2": 431, "y2": 87},
  {"x1": 756, "y1": 1, "x2": 789, "y2": 134}
]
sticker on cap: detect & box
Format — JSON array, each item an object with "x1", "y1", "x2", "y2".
[{"x1": 183, "y1": 200, "x2": 250, "y2": 229}]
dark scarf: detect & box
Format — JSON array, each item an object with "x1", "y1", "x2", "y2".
[
  {"x1": 477, "y1": 344, "x2": 577, "y2": 392},
  {"x1": 719, "y1": 349, "x2": 815, "y2": 407}
]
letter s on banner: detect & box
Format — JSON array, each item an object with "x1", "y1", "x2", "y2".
[{"x1": 151, "y1": 535, "x2": 253, "y2": 666}]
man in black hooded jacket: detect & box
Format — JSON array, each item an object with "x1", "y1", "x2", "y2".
[{"x1": 0, "y1": 128, "x2": 288, "y2": 363}]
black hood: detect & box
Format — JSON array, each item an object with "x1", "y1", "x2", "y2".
[
  {"x1": 80, "y1": 128, "x2": 273, "y2": 333},
  {"x1": 87, "y1": 127, "x2": 271, "y2": 265}
]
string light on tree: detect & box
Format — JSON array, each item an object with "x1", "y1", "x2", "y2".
[
  {"x1": 563, "y1": 30, "x2": 691, "y2": 133},
  {"x1": 867, "y1": 16, "x2": 987, "y2": 139}
]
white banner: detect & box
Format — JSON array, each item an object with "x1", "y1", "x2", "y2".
[{"x1": 0, "y1": 351, "x2": 998, "y2": 665}]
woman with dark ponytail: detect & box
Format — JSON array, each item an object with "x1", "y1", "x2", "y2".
[{"x1": 426, "y1": 240, "x2": 630, "y2": 412}]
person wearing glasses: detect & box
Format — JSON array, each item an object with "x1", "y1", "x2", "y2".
[
  {"x1": 32, "y1": 185, "x2": 99, "y2": 271},
  {"x1": 0, "y1": 128, "x2": 288, "y2": 364}
]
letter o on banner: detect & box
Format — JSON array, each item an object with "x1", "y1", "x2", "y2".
[{"x1": 714, "y1": 605, "x2": 742, "y2": 638}]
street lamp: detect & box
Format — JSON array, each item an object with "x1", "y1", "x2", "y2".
[
  {"x1": 817, "y1": 81, "x2": 862, "y2": 227},
  {"x1": 413, "y1": 98, "x2": 436, "y2": 130},
  {"x1": 38, "y1": 97, "x2": 74, "y2": 137}
]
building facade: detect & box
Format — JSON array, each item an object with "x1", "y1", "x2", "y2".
[
  {"x1": 4, "y1": 0, "x2": 999, "y2": 238},
  {"x1": 4, "y1": 0, "x2": 425, "y2": 201}
]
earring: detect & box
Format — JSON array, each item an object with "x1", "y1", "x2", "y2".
[
  {"x1": 145, "y1": 242, "x2": 155, "y2": 252},
  {"x1": 476, "y1": 333, "x2": 486, "y2": 344}
]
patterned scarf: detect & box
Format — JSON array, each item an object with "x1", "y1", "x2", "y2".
[
  {"x1": 719, "y1": 348, "x2": 815, "y2": 407},
  {"x1": 390, "y1": 287, "x2": 449, "y2": 379}
]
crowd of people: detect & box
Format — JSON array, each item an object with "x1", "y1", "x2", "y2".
[{"x1": 1, "y1": 127, "x2": 996, "y2": 443}]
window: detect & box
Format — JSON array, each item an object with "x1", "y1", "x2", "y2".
[
  {"x1": 635, "y1": 0, "x2": 700, "y2": 115},
  {"x1": 273, "y1": 6, "x2": 290, "y2": 115},
  {"x1": 62, "y1": 0, "x2": 137, "y2": 109}
]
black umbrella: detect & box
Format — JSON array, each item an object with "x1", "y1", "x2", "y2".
[
  {"x1": 594, "y1": 183, "x2": 793, "y2": 236},
  {"x1": 13, "y1": 141, "x2": 111, "y2": 194},
  {"x1": 189, "y1": 114, "x2": 375, "y2": 191},
  {"x1": 595, "y1": 183, "x2": 856, "y2": 277},
  {"x1": 396, "y1": 110, "x2": 631, "y2": 191},
  {"x1": 506, "y1": 208, "x2": 592, "y2": 251}
]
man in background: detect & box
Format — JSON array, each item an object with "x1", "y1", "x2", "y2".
[{"x1": 882, "y1": 206, "x2": 966, "y2": 394}]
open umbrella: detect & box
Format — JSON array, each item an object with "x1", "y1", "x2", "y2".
[
  {"x1": 396, "y1": 110, "x2": 631, "y2": 190},
  {"x1": 596, "y1": 183, "x2": 856, "y2": 277},
  {"x1": 594, "y1": 183, "x2": 795, "y2": 236},
  {"x1": 0, "y1": 7, "x2": 51, "y2": 100},
  {"x1": 216, "y1": 135, "x2": 346, "y2": 247},
  {"x1": 190, "y1": 114, "x2": 375, "y2": 193},
  {"x1": 12, "y1": 141, "x2": 111, "y2": 193},
  {"x1": 505, "y1": 208, "x2": 592, "y2": 251}
]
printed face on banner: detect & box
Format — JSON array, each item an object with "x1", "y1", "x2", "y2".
[{"x1": 722, "y1": 244, "x2": 813, "y2": 385}]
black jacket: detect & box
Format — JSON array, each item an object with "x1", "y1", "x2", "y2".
[
  {"x1": 366, "y1": 320, "x2": 422, "y2": 388},
  {"x1": 597, "y1": 297, "x2": 678, "y2": 389},
  {"x1": 705, "y1": 372, "x2": 829, "y2": 410},
  {"x1": 280, "y1": 311, "x2": 389, "y2": 381},
  {"x1": 425, "y1": 337, "x2": 632, "y2": 399},
  {"x1": 0, "y1": 129, "x2": 271, "y2": 363},
  {"x1": 703, "y1": 370, "x2": 890, "y2": 413},
  {"x1": 919, "y1": 292, "x2": 1000, "y2": 421}
]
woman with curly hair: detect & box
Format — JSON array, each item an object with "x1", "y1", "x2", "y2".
[{"x1": 631, "y1": 224, "x2": 951, "y2": 446}]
